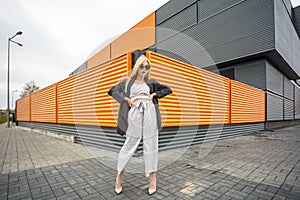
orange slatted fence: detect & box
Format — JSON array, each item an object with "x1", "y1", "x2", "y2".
[
  {"x1": 72, "y1": 53, "x2": 131, "y2": 126},
  {"x1": 231, "y1": 80, "x2": 265, "y2": 123},
  {"x1": 146, "y1": 51, "x2": 230, "y2": 127},
  {"x1": 16, "y1": 51, "x2": 266, "y2": 128},
  {"x1": 30, "y1": 84, "x2": 57, "y2": 123},
  {"x1": 16, "y1": 95, "x2": 31, "y2": 122},
  {"x1": 57, "y1": 75, "x2": 77, "y2": 124}
]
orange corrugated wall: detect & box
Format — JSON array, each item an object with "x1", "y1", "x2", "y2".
[
  {"x1": 87, "y1": 12, "x2": 156, "y2": 69},
  {"x1": 16, "y1": 51, "x2": 266, "y2": 127},
  {"x1": 71, "y1": 53, "x2": 131, "y2": 126},
  {"x1": 86, "y1": 45, "x2": 111, "y2": 70},
  {"x1": 57, "y1": 75, "x2": 77, "y2": 124},
  {"x1": 146, "y1": 51, "x2": 231, "y2": 127},
  {"x1": 16, "y1": 95, "x2": 31, "y2": 122},
  {"x1": 31, "y1": 84, "x2": 57, "y2": 123},
  {"x1": 231, "y1": 80, "x2": 265, "y2": 123},
  {"x1": 111, "y1": 12, "x2": 156, "y2": 59}
]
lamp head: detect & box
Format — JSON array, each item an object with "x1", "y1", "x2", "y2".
[{"x1": 16, "y1": 31, "x2": 23, "y2": 35}]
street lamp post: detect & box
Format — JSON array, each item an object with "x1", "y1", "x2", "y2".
[
  {"x1": 7, "y1": 31, "x2": 23, "y2": 128},
  {"x1": 12, "y1": 90, "x2": 18, "y2": 110}
]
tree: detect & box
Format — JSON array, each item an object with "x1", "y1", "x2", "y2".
[{"x1": 20, "y1": 81, "x2": 39, "y2": 97}]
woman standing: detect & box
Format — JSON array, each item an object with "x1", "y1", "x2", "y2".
[{"x1": 108, "y1": 54, "x2": 172, "y2": 195}]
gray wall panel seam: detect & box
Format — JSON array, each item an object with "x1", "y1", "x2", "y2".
[
  {"x1": 281, "y1": 0, "x2": 292, "y2": 19},
  {"x1": 157, "y1": 3, "x2": 197, "y2": 26},
  {"x1": 197, "y1": 0, "x2": 246, "y2": 24}
]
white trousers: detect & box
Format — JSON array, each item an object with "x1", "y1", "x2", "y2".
[{"x1": 117, "y1": 100, "x2": 158, "y2": 177}]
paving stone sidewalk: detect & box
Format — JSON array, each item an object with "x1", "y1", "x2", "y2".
[{"x1": 0, "y1": 123, "x2": 300, "y2": 200}]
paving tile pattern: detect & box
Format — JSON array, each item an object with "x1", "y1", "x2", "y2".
[{"x1": 0, "y1": 124, "x2": 300, "y2": 199}]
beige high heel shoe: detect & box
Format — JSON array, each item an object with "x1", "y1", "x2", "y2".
[
  {"x1": 148, "y1": 172, "x2": 157, "y2": 195},
  {"x1": 115, "y1": 173, "x2": 123, "y2": 195}
]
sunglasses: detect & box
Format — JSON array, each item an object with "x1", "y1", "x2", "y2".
[{"x1": 139, "y1": 64, "x2": 151, "y2": 70}]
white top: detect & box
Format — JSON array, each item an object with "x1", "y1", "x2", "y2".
[{"x1": 130, "y1": 82, "x2": 150, "y2": 102}]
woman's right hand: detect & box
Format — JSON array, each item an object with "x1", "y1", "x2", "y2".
[{"x1": 124, "y1": 97, "x2": 134, "y2": 107}]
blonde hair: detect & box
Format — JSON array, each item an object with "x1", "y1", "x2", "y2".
[{"x1": 124, "y1": 55, "x2": 151, "y2": 92}]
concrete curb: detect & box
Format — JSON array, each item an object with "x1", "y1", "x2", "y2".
[{"x1": 16, "y1": 126, "x2": 76, "y2": 143}]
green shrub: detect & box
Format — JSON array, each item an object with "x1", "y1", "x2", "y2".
[{"x1": 0, "y1": 114, "x2": 7, "y2": 124}]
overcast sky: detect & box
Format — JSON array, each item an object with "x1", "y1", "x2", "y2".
[{"x1": 1, "y1": 0, "x2": 300, "y2": 109}]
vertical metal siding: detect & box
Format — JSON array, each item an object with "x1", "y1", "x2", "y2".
[
  {"x1": 31, "y1": 84, "x2": 57, "y2": 123},
  {"x1": 16, "y1": 95, "x2": 30, "y2": 122},
  {"x1": 231, "y1": 80, "x2": 265, "y2": 123},
  {"x1": 156, "y1": 0, "x2": 197, "y2": 25},
  {"x1": 283, "y1": 76, "x2": 294, "y2": 100},
  {"x1": 267, "y1": 92, "x2": 284, "y2": 121},
  {"x1": 157, "y1": 3, "x2": 197, "y2": 43},
  {"x1": 284, "y1": 98, "x2": 294, "y2": 120},
  {"x1": 295, "y1": 86, "x2": 300, "y2": 119},
  {"x1": 234, "y1": 60, "x2": 267, "y2": 90},
  {"x1": 266, "y1": 62, "x2": 284, "y2": 96},
  {"x1": 146, "y1": 51, "x2": 231, "y2": 126}
]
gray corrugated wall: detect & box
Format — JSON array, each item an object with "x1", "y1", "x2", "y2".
[
  {"x1": 266, "y1": 61, "x2": 284, "y2": 96},
  {"x1": 18, "y1": 122, "x2": 264, "y2": 153},
  {"x1": 156, "y1": 3, "x2": 197, "y2": 43},
  {"x1": 284, "y1": 98, "x2": 294, "y2": 120},
  {"x1": 267, "y1": 91, "x2": 284, "y2": 121},
  {"x1": 155, "y1": 0, "x2": 275, "y2": 69},
  {"x1": 283, "y1": 76, "x2": 294, "y2": 100},
  {"x1": 197, "y1": 0, "x2": 243, "y2": 21},
  {"x1": 293, "y1": 6, "x2": 300, "y2": 38},
  {"x1": 234, "y1": 60, "x2": 266, "y2": 90},
  {"x1": 295, "y1": 86, "x2": 300, "y2": 119},
  {"x1": 156, "y1": 0, "x2": 197, "y2": 25},
  {"x1": 275, "y1": 0, "x2": 300, "y2": 78}
]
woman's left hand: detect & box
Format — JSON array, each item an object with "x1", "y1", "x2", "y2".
[{"x1": 149, "y1": 93, "x2": 157, "y2": 101}]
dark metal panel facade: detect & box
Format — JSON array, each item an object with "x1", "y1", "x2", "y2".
[
  {"x1": 295, "y1": 86, "x2": 300, "y2": 119},
  {"x1": 284, "y1": 98, "x2": 294, "y2": 120},
  {"x1": 283, "y1": 76, "x2": 294, "y2": 100},
  {"x1": 266, "y1": 62, "x2": 284, "y2": 96},
  {"x1": 186, "y1": 0, "x2": 274, "y2": 49},
  {"x1": 275, "y1": 0, "x2": 300, "y2": 78},
  {"x1": 156, "y1": 0, "x2": 197, "y2": 25},
  {"x1": 197, "y1": 0, "x2": 243, "y2": 21},
  {"x1": 234, "y1": 60, "x2": 266, "y2": 90},
  {"x1": 157, "y1": 3, "x2": 197, "y2": 43},
  {"x1": 156, "y1": 0, "x2": 274, "y2": 69},
  {"x1": 267, "y1": 92, "x2": 284, "y2": 121}
]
